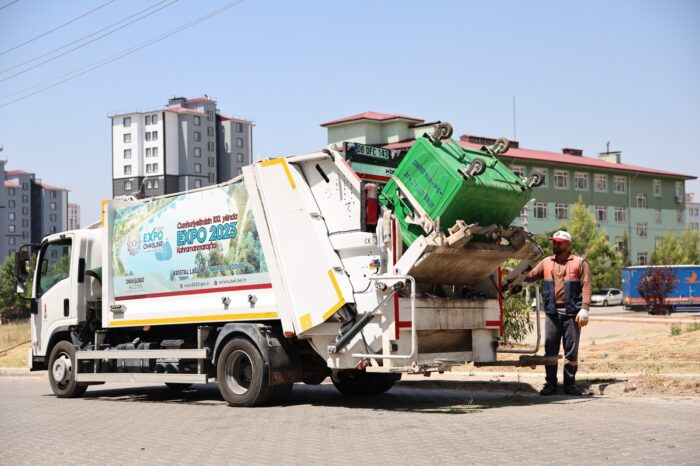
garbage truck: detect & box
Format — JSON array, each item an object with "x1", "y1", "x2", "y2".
[{"x1": 15, "y1": 126, "x2": 548, "y2": 407}]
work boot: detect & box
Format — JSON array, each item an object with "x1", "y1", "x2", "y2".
[
  {"x1": 539, "y1": 383, "x2": 556, "y2": 396},
  {"x1": 564, "y1": 384, "x2": 583, "y2": 396}
]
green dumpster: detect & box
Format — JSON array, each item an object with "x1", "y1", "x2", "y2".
[{"x1": 379, "y1": 136, "x2": 532, "y2": 245}]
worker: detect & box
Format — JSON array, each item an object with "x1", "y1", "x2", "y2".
[{"x1": 524, "y1": 230, "x2": 591, "y2": 396}]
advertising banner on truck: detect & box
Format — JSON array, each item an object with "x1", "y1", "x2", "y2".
[{"x1": 111, "y1": 182, "x2": 268, "y2": 300}]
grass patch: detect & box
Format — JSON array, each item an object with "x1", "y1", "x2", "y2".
[
  {"x1": 671, "y1": 322, "x2": 700, "y2": 336},
  {"x1": 0, "y1": 319, "x2": 30, "y2": 351}
]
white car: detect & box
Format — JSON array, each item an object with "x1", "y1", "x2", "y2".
[{"x1": 591, "y1": 288, "x2": 623, "y2": 306}]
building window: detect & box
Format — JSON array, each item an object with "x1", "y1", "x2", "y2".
[
  {"x1": 153, "y1": 163, "x2": 158, "y2": 172},
  {"x1": 145, "y1": 115, "x2": 151, "y2": 125},
  {"x1": 636, "y1": 193, "x2": 647, "y2": 208},
  {"x1": 534, "y1": 202, "x2": 547, "y2": 219},
  {"x1": 236, "y1": 138, "x2": 244, "y2": 148},
  {"x1": 594, "y1": 174, "x2": 607, "y2": 192},
  {"x1": 595, "y1": 206, "x2": 607, "y2": 222},
  {"x1": 209, "y1": 173, "x2": 215, "y2": 183},
  {"x1": 236, "y1": 153, "x2": 244, "y2": 162},
  {"x1": 152, "y1": 147, "x2": 158, "y2": 157},
  {"x1": 146, "y1": 179, "x2": 152, "y2": 189},
  {"x1": 207, "y1": 111, "x2": 214, "y2": 121},
  {"x1": 50, "y1": 190, "x2": 57, "y2": 198},
  {"x1": 194, "y1": 116, "x2": 201, "y2": 126},
  {"x1": 50, "y1": 213, "x2": 57, "y2": 222},
  {"x1": 151, "y1": 131, "x2": 157, "y2": 141},
  {"x1": 22, "y1": 194, "x2": 29, "y2": 202},
  {"x1": 124, "y1": 180, "x2": 132, "y2": 191},
  {"x1": 22, "y1": 231, "x2": 29, "y2": 240},
  {"x1": 124, "y1": 165, "x2": 132, "y2": 175},
  {"x1": 8, "y1": 188, "x2": 14, "y2": 196},
  {"x1": 8, "y1": 225, "x2": 15, "y2": 233},
  {"x1": 123, "y1": 117, "x2": 131, "y2": 127},
  {"x1": 194, "y1": 179, "x2": 202, "y2": 188},
  {"x1": 615, "y1": 207, "x2": 626, "y2": 223},
  {"x1": 207, "y1": 126, "x2": 214, "y2": 137},
  {"x1": 124, "y1": 148, "x2": 131, "y2": 159},
  {"x1": 637, "y1": 252, "x2": 648, "y2": 265},
  {"x1": 574, "y1": 172, "x2": 588, "y2": 191},
  {"x1": 9, "y1": 237, "x2": 15, "y2": 246},
  {"x1": 554, "y1": 170, "x2": 568, "y2": 189},
  {"x1": 637, "y1": 222, "x2": 647, "y2": 237},
  {"x1": 194, "y1": 147, "x2": 201, "y2": 157},
  {"x1": 614, "y1": 176, "x2": 626, "y2": 194},
  {"x1": 236, "y1": 122, "x2": 243, "y2": 132},
  {"x1": 50, "y1": 226, "x2": 57, "y2": 234},
  {"x1": 194, "y1": 131, "x2": 201, "y2": 142},
  {"x1": 677, "y1": 210, "x2": 683, "y2": 223},
  {"x1": 22, "y1": 207, "x2": 29, "y2": 215},
  {"x1": 511, "y1": 166, "x2": 525, "y2": 179},
  {"x1": 123, "y1": 133, "x2": 131, "y2": 143},
  {"x1": 50, "y1": 202, "x2": 56, "y2": 210},
  {"x1": 653, "y1": 179, "x2": 662, "y2": 197},
  {"x1": 208, "y1": 141, "x2": 215, "y2": 152},
  {"x1": 22, "y1": 219, "x2": 29, "y2": 227},
  {"x1": 237, "y1": 167, "x2": 242, "y2": 175},
  {"x1": 555, "y1": 203, "x2": 568, "y2": 220},
  {"x1": 152, "y1": 178, "x2": 159, "y2": 189},
  {"x1": 146, "y1": 164, "x2": 152, "y2": 174},
  {"x1": 653, "y1": 209, "x2": 661, "y2": 224},
  {"x1": 8, "y1": 213, "x2": 15, "y2": 220},
  {"x1": 519, "y1": 206, "x2": 528, "y2": 218},
  {"x1": 676, "y1": 181, "x2": 683, "y2": 198},
  {"x1": 145, "y1": 148, "x2": 151, "y2": 157},
  {"x1": 195, "y1": 163, "x2": 201, "y2": 174},
  {"x1": 208, "y1": 157, "x2": 215, "y2": 168},
  {"x1": 145, "y1": 132, "x2": 151, "y2": 142},
  {"x1": 152, "y1": 114, "x2": 158, "y2": 124},
  {"x1": 692, "y1": 222, "x2": 699, "y2": 230},
  {"x1": 8, "y1": 200, "x2": 14, "y2": 208}
]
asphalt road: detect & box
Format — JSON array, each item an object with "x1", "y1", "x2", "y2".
[{"x1": 1, "y1": 376, "x2": 699, "y2": 465}]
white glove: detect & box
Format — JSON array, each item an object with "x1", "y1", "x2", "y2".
[{"x1": 575, "y1": 309, "x2": 589, "y2": 327}]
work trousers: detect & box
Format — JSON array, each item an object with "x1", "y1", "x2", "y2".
[{"x1": 544, "y1": 312, "x2": 581, "y2": 386}]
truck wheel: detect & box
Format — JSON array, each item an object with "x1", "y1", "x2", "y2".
[
  {"x1": 331, "y1": 370, "x2": 401, "y2": 396},
  {"x1": 48, "y1": 341, "x2": 87, "y2": 398},
  {"x1": 217, "y1": 337, "x2": 272, "y2": 407}
]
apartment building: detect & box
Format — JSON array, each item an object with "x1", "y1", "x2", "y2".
[
  {"x1": 110, "y1": 96, "x2": 254, "y2": 198},
  {"x1": 686, "y1": 193, "x2": 700, "y2": 231},
  {"x1": 67, "y1": 203, "x2": 80, "y2": 230},
  {"x1": 321, "y1": 111, "x2": 697, "y2": 265},
  {"x1": 0, "y1": 160, "x2": 69, "y2": 261}
]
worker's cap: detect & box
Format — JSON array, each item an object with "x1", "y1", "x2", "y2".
[{"x1": 550, "y1": 230, "x2": 572, "y2": 243}]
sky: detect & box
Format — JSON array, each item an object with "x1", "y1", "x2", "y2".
[{"x1": 0, "y1": 0, "x2": 699, "y2": 223}]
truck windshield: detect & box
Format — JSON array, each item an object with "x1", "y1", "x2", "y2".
[{"x1": 36, "y1": 240, "x2": 72, "y2": 298}]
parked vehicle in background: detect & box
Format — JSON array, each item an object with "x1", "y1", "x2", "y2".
[
  {"x1": 622, "y1": 265, "x2": 700, "y2": 312},
  {"x1": 591, "y1": 288, "x2": 623, "y2": 306}
]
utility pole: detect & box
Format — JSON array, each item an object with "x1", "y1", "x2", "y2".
[{"x1": 512, "y1": 96, "x2": 517, "y2": 142}]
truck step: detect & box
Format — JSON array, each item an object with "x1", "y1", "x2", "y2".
[{"x1": 75, "y1": 373, "x2": 208, "y2": 383}]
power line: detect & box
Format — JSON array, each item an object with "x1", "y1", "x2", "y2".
[
  {"x1": 0, "y1": 0, "x2": 115, "y2": 56},
  {"x1": 0, "y1": 0, "x2": 19, "y2": 12},
  {"x1": 0, "y1": 0, "x2": 244, "y2": 108},
  {"x1": 0, "y1": 0, "x2": 178, "y2": 80}
]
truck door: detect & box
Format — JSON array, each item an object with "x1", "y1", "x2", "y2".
[{"x1": 32, "y1": 237, "x2": 75, "y2": 357}]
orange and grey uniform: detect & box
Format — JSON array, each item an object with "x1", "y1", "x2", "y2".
[{"x1": 526, "y1": 253, "x2": 591, "y2": 387}]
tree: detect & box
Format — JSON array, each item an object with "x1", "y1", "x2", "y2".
[
  {"x1": 535, "y1": 197, "x2": 623, "y2": 289},
  {"x1": 619, "y1": 230, "x2": 631, "y2": 267},
  {"x1": 0, "y1": 253, "x2": 31, "y2": 322},
  {"x1": 678, "y1": 226, "x2": 700, "y2": 264},
  {"x1": 500, "y1": 260, "x2": 534, "y2": 344},
  {"x1": 651, "y1": 231, "x2": 683, "y2": 265},
  {"x1": 637, "y1": 267, "x2": 677, "y2": 315}
]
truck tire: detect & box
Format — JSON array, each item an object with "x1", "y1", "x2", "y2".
[
  {"x1": 331, "y1": 370, "x2": 401, "y2": 396},
  {"x1": 217, "y1": 337, "x2": 273, "y2": 407},
  {"x1": 48, "y1": 341, "x2": 87, "y2": 398}
]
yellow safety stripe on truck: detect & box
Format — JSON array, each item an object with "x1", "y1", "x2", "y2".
[
  {"x1": 260, "y1": 158, "x2": 296, "y2": 189},
  {"x1": 101, "y1": 199, "x2": 108, "y2": 226},
  {"x1": 299, "y1": 270, "x2": 346, "y2": 332},
  {"x1": 108, "y1": 312, "x2": 279, "y2": 327}
]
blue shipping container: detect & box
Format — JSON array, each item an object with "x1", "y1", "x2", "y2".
[{"x1": 622, "y1": 265, "x2": 700, "y2": 312}]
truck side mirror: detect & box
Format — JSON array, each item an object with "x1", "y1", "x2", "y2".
[{"x1": 15, "y1": 244, "x2": 38, "y2": 303}]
